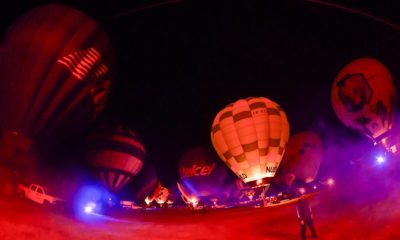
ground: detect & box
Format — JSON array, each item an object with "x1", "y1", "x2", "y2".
[{"x1": 1, "y1": 183, "x2": 399, "y2": 240}]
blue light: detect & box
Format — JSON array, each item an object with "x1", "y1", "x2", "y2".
[
  {"x1": 376, "y1": 155, "x2": 385, "y2": 164},
  {"x1": 73, "y1": 185, "x2": 104, "y2": 221},
  {"x1": 84, "y1": 202, "x2": 96, "y2": 214}
]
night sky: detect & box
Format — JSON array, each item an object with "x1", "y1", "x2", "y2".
[{"x1": 2, "y1": 1, "x2": 400, "y2": 187}]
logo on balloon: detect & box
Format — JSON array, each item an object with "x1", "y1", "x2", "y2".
[
  {"x1": 336, "y1": 72, "x2": 391, "y2": 137},
  {"x1": 266, "y1": 166, "x2": 278, "y2": 173},
  {"x1": 180, "y1": 163, "x2": 216, "y2": 178},
  {"x1": 336, "y1": 73, "x2": 372, "y2": 113},
  {"x1": 238, "y1": 173, "x2": 248, "y2": 180}
]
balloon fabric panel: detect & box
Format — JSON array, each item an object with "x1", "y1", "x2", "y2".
[
  {"x1": 331, "y1": 58, "x2": 396, "y2": 141},
  {"x1": 211, "y1": 97, "x2": 290, "y2": 186},
  {"x1": 0, "y1": 4, "x2": 113, "y2": 150},
  {"x1": 86, "y1": 125, "x2": 145, "y2": 193}
]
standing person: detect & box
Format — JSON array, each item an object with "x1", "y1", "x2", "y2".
[{"x1": 296, "y1": 194, "x2": 318, "y2": 239}]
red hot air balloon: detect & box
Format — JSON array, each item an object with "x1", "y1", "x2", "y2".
[
  {"x1": 331, "y1": 58, "x2": 396, "y2": 148},
  {"x1": 154, "y1": 185, "x2": 169, "y2": 206},
  {"x1": 0, "y1": 4, "x2": 114, "y2": 162},
  {"x1": 211, "y1": 97, "x2": 290, "y2": 187},
  {"x1": 280, "y1": 131, "x2": 323, "y2": 183},
  {"x1": 145, "y1": 181, "x2": 162, "y2": 206},
  {"x1": 178, "y1": 146, "x2": 233, "y2": 203},
  {"x1": 86, "y1": 125, "x2": 145, "y2": 193}
]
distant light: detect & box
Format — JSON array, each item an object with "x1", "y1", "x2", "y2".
[
  {"x1": 376, "y1": 155, "x2": 385, "y2": 164},
  {"x1": 84, "y1": 202, "x2": 96, "y2": 214},
  {"x1": 327, "y1": 178, "x2": 335, "y2": 186},
  {"x1": 73, "y1": 185, "x2": 105, "y2": 220},
  {"x1": 191, "y1": 197, "x2": 198, "y2": 208},
  {"x1": 246, "y1": 190, "x2": 255, "y2": 200},
  {"x1": 144, "y1": 197, "x2": 152, "y2": 206},
  {"x1": 390, "y1": 145, "x2": 398, "y2": 154},
  {"x1": 313, "y1": 185, "x2": 317, "y2": 190},
  {"x1": 299, "y1": 188, "x2": 306, "y2": 194},
  {"x1": 166, "y1": 200, "x2": 173, "y2": 205}
]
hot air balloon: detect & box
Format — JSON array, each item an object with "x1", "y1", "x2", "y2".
[
  {"x1": 120, "y1": 162, "x2": 159, "y2": 204},
  {"x1": 178, "y1": 146, "x2": 234, "y2": 203},
  {"x1": 154, "y1": 185, "x2": 169, "y2": 206},
  {"x1": 177, "y1": 181, "x2": 194, "y2": 206},
  {"x1": 86, "y1": 125, "x2": 145, "y2": 193},
  {"x1": 331, "y1": 58, "x2": 396, "y2": 151},
  {"x1": 280, "y1": 131, "x2": 323, "y2": 183},
  {"x1": 176, "y1": 181, "x2": 203, "y2": 209},
  {"x1": 0, "y1": 4, "x2": 114, "y2": 163},
  {"x1": 144, "y1": 181, "x2": 162, "y2": 206},
  {"x1": 211, "y1": 97, "x2": 290, "y2": 187},
  {"x1": 165, "y1": 183, "x2": 179, "y2": 206}
]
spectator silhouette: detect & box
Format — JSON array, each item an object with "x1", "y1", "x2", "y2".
[{"x1": 296, "y1": 194, "x2": 318, "y2": 239}]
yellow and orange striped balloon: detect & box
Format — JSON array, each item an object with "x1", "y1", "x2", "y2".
[{"x1": 211, "y1": 97, "x2": 290, "y2": 187}]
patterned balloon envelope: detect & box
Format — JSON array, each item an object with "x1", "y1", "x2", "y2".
[
  {"x1": 0, "y1": 4, "x2": 114, "y2": 159},
  {"x1": 86, "y1": 125, "x2": 145, "y2": 193},
  {"x1": 211, "y1": 97, "x2": 290, "y2": 187},
  {"x1": 331, "y1": 58, "x2": 396, "y2": 141},
  {"x1": 280, "y1": 131, "x2": 323, "y2": 183}
]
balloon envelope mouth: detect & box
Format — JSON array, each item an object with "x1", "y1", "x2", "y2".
[{"x1": 245, "y1": 178, "x2": 271, "y2": 188}]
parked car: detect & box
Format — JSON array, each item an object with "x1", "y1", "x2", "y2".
[{"x1": 17, "y1": 183, "x2": 65, "y2": 209}]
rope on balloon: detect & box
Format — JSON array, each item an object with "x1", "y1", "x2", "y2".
[{"x1": 306, "y1": 0, "x2": 400, "y2": 32}]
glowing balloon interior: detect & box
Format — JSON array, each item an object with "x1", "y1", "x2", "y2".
[
  {"x1": 211, "y1": 97, "x2": 290, "y2": 187},
  {"x1": 154, "y1": 186, "x2": 169, "y2": 205}
]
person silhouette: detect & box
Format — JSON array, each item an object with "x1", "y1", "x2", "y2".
[{"x1": 296, "y1": 194, "x2": 318, "y2": 240}]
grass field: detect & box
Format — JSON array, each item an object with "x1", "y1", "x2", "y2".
[{"x1": 1, "y1": 181, "x2": 400, "y2": 240}]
